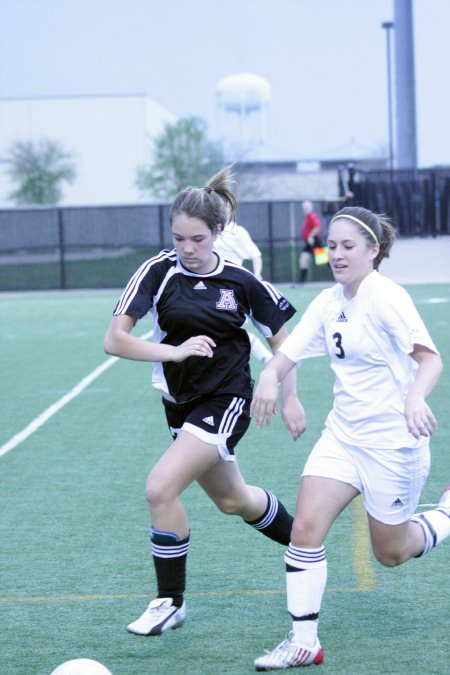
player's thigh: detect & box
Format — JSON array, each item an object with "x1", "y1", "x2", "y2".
[
  {"x1": 367, "y1": 515, "x2": 412, "y2": 564},
  {"x1": 147, "y1": 430, "x2": 220, "y2": 498},
  {"x1": 292, "y1": 475, "x2": 358, "y2": 545},
  {"x1": 299, "y1": 251, "x2": 311, "y2": 266},
  {"x1": 197, "y1": 456, "x2": 250, "y2": 504}
]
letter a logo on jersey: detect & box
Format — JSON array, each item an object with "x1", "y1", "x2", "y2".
[{"x1": 216, "y1": 289, "x2": 237, "y2": 310}]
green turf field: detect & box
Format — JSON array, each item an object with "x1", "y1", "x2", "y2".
[{"x1": 1, "y1": 283, "x2": 449, "y2": 675}]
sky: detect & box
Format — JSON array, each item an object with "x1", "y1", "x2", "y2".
[{"x1": 0, "y1": 0, "x2": 449, "y2": 168}]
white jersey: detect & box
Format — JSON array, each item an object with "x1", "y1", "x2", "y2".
[
  {"x1": 279, "y1": 271, "x2": 439, "y2": 449},
  {"x1": 214, "y1": 222, "x2": 261, "y2": 266}
]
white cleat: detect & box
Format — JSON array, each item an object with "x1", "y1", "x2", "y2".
[
  {"x1": 254, "y1": 631, "x2": 324, "y2": 670},
  {"x1": 127, "y1": 598, "x2": 186, "y2": 636}
]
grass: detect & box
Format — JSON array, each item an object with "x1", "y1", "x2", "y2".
[{"x1": 0, "y1": 283, "x2": 449, "y2": 674}]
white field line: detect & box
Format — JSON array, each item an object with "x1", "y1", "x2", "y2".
[{"x1": 0, "y1": 330, "x2": 153, "y2": 459}]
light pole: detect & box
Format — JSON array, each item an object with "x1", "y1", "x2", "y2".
[{"x1": 381, "y1": 21, "x2": 394, "y2": 170}]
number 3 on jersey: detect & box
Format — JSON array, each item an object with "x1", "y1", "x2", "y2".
[{"x1": 332, "y1": 332, "x2": 345, "y2": 359}]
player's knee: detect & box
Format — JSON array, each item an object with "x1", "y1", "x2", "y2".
[
  {"x1": 372, "y1": 546, "x2": 405, "y2": 567},
  {"x1": 145, "y1": 474, "x2": 169, "y2": 508},
  {"x1": 214, "y1": 494, "x2": 242, "y2": 516},
  {"x1": 290, "y1": 515, "x2": 317, "y2": 545}
]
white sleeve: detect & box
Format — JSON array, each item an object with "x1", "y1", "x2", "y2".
[
  {"x1": 278, "y1": 293, "x2": 328, "y2": 363},
  {"x1": 233, "y1": 225, "x2": 261, "y2": 260},
  {"x1": 375, "y1": 284, "x2": 439, "y2": 355}
]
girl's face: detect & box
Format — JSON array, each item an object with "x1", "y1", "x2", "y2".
[
  {"x1": 172, "y1": 212, "x2": 220, "y2": 274},
  {"x1": 327, "y1": 219, "x2": 379, "y2": 298}
]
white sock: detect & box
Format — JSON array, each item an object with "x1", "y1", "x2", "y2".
[
  {"x1": 248, "y1": 332, "x2": 272, "y2": 364},
  {"x1": 411, "y1": 508, "x2": 450, "y2": 555},
  {"x1": 284, "y1": 545, "x2": 327, "y2": 647}
]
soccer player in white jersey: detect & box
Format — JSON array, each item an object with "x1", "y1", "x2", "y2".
[
  {"x1": 251, "y1": 206, "x2": 449, "y2": 670},
  {"x1": 104, "y1": 168, "x2": 306, "y2": 639}
]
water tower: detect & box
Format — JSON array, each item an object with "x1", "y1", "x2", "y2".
[{"x1": 216, "y1": 73, "x2": 271, "y2": 160}]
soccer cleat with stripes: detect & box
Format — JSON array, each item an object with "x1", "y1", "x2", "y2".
[
  {"x1": 438, "y1": 484, "x2": 450, "y2": 515},
  {"x1": 127, "y1": 598, "x2": 186, "y2": 636},
  {"x1": 254, "y1": 631, "x2": 324, "y2": 670}
]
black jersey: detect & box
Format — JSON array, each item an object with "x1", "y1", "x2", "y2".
[{"x1": 113, "y1": 249, "x2": 296, "y2": 403}]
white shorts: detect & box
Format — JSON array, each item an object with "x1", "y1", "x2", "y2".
[{"x1": 302, "y1": 428, "x2": 430, "y2": 525}]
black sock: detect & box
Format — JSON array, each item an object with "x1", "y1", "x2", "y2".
[
  {"x1": 151, "y1": 528, "x2": 190, "y2": 607},
  {"x1": 245, "y1": 490, "x2": 293, "y2": 545}
]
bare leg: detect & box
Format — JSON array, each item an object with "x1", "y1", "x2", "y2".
[
  {"x1": 197, "y1": 456, "x2": 267, "y2": 520},
  {"x1": 291, "y1": 476, "x2": 359, "y2": 546},
  {"x1": 136, "y1": 431, "x2": 222, "y2": 613},
  {"x1": 146, "y1": 430, "x2": 220, "y2": 537},
  {"x1": 368, "y1": 507, "x2": 449, "y2": 566},
  {"x1": 198, "y1": 458, "x2": 294, "y2": 544},
  {"x1": 299, "y1": 251, "x2": 312, "y2": 282}
]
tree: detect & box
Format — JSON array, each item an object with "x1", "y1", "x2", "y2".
[
  {"x1": 1, "y1": 138, "x2": 77, "y2": 205},
  {"x1": 136, "y1": 117, "x2": 225, "y2": 200}
]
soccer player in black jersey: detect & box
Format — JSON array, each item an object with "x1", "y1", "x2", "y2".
[{"x1": 104, "y1": 167, "x2": 306, "y2": 637}]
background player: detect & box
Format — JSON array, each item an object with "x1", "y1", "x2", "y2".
[
  {"x1": 251, "y1": 206, "x2": 449, "y2": 669},
  {"x1": 104, "y1": 167, "x2": 305, "y2": 639},
  {"x1": 214, "y1": 204, "x2": 273, "y2": 365}
]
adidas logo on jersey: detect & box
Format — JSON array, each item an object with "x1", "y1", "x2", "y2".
[
  {"x1": 202, "y1": 416, "x2": 215, "y2": 426},
  {"x1": 337, "y1": 311, "x2": 348, "y2": 322},
  {"x1": 194, "y1": 281, "x2": 207, "y2": 290},
  {"x1": 391, "y1": 497, "x2": 404, "y2": 507}
]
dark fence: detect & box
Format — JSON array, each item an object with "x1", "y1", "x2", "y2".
[
  {"x1": 0, "y1": 167, "x2": 449, "y2": 291},
  {"x1": 352, "y1": 166, "x2": 450, "y2": 236},
  {"x1": 0, "y1": 201, "x2": 317, "y2": 290}
]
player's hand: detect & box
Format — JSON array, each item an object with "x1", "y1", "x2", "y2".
[
  {"x1": 172, "y1": 335, "x2": 216, "y2": 362},
  {"x1": 404, "y1": 393, "x2": 438, "y2": 439},
  {"x1": 281, "y1": 394, "x2": 307, "y2": 440},
  {"x1": 250, "y1": 370, "x2": 279, "y2": 429}
]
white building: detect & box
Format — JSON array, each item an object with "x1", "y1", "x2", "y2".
[{"x1": 0, "y1": 94, "x2": 176, "y2": 206}]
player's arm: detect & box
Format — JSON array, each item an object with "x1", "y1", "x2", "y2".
[
  {"x1": 252, "y1": 327, "x2": 305, "y2": 440},
  {"x1": 307, "y1": 227, "x2": 321, "y2": 244},
  {"x1": 251, "y1": 253, "x2": 263, "y2": 280},
  {"x1": 104, "y1": 314, "x2": 215, "y2": 363},
  {"x1": 405, "y1": 345, "x2": 443, "y2": 439}
]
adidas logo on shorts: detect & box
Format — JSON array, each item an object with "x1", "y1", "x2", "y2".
[
  {"x1": 391, "y1": 497, "x2": 404, "y2": 507},
  {"x1": 202, "y1": 416, "x2": 214, "y2": 426}
]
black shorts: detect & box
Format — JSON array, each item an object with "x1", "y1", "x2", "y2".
[
  {"x1": 162, "y1": 393, "x2": 250, "y2": 461},
  {"x1": 302, "y1": 236, "x2": 323, "y2": 255}
]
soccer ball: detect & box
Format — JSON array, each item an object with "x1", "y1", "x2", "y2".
[{"x1": 49, "y1": 658, "x2": 113, "y2": 675}]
